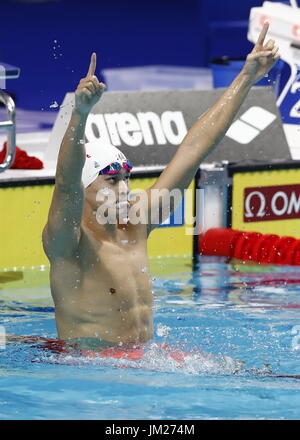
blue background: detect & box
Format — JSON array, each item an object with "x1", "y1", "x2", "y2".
[{"x1": 0, "y1": 0, "x2": 289, "y2": 110}]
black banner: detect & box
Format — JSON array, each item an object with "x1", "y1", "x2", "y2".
[{"x1": 45, "y1": 87, "x2": 290, "y2": 169}]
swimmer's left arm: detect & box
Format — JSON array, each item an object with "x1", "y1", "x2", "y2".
[{"x1": 145, "y1": 23, "x2": 280, "y2": 229}]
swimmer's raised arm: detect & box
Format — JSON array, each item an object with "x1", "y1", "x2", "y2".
[
  {"x1": 55, "y1": 52, "x2": 106, "y2": 187},
  {"x1": 145, "y1": 23, "x2": 280, "y2": 226},
  {"x1": 43, "y1": 53, "x2": 105, "y2": 259}
]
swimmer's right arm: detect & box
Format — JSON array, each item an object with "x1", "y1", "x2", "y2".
[
  {"x1": 55, "y1": 52, "x2": 106, "y2": 187},
  {"x1": 43, "y1": 53, "x2": 105, "y2": 259}
]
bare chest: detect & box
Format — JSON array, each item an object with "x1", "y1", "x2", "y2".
[{"x1": 49, "y1": 225, "x2": 152, "y2": 311}]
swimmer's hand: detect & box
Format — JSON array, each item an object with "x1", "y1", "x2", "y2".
[
  {"x1": 74, "y1": 52, "x2": 106, "y2": 115},
  {"x1": 241, "y1": 22, "x2": 280, "y2": 84}
]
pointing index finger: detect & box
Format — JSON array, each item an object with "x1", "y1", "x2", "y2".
[
  {"x1": 255, "y1": 22, "x2": 269, "y2": 49},
  {"x1": 87, "y1": 52, "x2": 96, "y2": 77}
]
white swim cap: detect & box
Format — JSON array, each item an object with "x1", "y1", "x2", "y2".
[{"x1": 82, "y1": 141, "x2": 128, "y2": 188}]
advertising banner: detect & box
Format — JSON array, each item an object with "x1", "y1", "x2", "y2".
[
  {"x1": 231, "y1": 165, "x2": 300, "y2": 238},
  {"x1": 45, "y1": 87, "x2": 290, "y2": 168}
]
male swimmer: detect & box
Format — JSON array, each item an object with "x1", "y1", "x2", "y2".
[{"x1": 40, "y1": 23, "x2": 280, "y2": 350}]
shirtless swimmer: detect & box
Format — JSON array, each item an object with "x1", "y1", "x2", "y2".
[{"x1": 41, "y1": 23, "x2": 280, "y2": 349}]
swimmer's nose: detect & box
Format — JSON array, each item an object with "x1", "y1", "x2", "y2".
[{"x1": 118, "y1": 179, "x2": 129, "y2": 194}]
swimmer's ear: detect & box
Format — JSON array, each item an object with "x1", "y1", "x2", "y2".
[{"x1": 86, "y1": 52, "x2": 96, "y2": 77}]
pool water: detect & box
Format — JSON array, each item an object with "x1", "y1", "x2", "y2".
[{"x1": 0, "y1": 256, "x2": 300, "y2": 420}]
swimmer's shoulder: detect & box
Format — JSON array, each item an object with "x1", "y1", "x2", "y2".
[{"x1": 42, "y1": 183, "x2": 84, "y2": 261}]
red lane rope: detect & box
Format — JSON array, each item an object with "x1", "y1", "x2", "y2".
[{"x1": 199, "y1": 228, "x2": 300, "y2": 266}]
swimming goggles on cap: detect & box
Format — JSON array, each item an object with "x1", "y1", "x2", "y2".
[{"x1": 99, "y1": 160, "x2": 133, "y2": 175}]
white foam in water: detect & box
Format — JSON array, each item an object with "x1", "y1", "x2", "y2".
[
  {"x1": 156, "y1": 324, "x2": 171, "y2": 337},
  {"x1": 166, "y1": 300, "x2": 195, "y2": 305},
  {"x1": 35, "y1": 342, "x2": 247, "y2": 376}
]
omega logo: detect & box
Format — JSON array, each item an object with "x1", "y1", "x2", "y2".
[
  {"x1": 245, "y1": 191, "x2": 266, "y2": 218},
  {"x1": 244, "y1": 185, "x2": 300, "y2": 222}
]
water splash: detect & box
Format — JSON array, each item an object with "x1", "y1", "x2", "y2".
[
  {"x1": 156, "y1": 323, "x2": 171, "y2": 337},
  {"x1": 30, "y1": 341, "x2": 253, "y2": 376}
]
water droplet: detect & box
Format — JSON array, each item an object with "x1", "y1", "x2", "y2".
[
  {"x1": 100, "y1": 187, "x2": 110, "y2": 196},
  {"x1": 50, "y1": 100, "x2": 59, "y2": 110}
]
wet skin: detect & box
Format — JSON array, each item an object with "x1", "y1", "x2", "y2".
[
  {"x1": 42, "y1": 29, "x2": 280, "y2": 348},
  {"x1": 45, "y1": 170, "x2": 154, "y2": 347}
]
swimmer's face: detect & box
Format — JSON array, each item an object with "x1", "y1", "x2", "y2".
[{"x1": 85, "y1": 169, "x2": 131, "y2": 219}]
